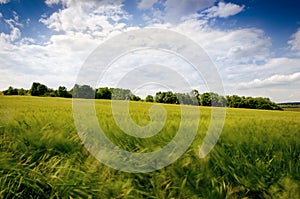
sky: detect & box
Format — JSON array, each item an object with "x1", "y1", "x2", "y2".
[{"x1": 0, "y1": 0, "x2": 299, "y2": 102}]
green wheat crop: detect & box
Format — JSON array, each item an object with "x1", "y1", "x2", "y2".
[{"x1": 0, "y1": 96, "x2": 299, "y2": 198}]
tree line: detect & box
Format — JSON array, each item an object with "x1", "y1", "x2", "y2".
[{"x1": 1, "y1": 82, "x2": 282, "y2": 110}]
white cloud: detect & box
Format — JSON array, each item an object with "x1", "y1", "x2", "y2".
[
  {"x1": 0, "y1": 32, "x2": 97, "y2": 90},
  {"x1": 163, "y1": 0, "x2": 215, "y2": 23},
  {"x1": 0, "y1": 28, "x2": 20, "y2": 42},
  {"x1": 288, "y1": 28, "x2": 300, "y2": 54},
  {"x1": 204, "y1": 2, "x2": 244, "y2": 18},
  {"x1": 137, "y1": 0, "x2": 158, "y2": 10},
  {"x1": 238, "y1": 72, "x2": 300, "y2": 89},
  {"x1": 0, "y1": 12, "x2": 22, "y2": 42},
  {"x1": 40, "y1": 0, "x2": 129, "y2": 36},
  {"x1": 45, "y1": 0, "x2": 61, "y2": 6},
  {"x1": 0, "y1": 0, "x2": 10, "y2": 4},
  {"x1": 173, "y1": 18, "x2": 271, "y2": 67}
]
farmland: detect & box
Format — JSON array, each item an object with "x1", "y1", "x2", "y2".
[{"x1": 0, "y1": 96, "x2": 299, "y2": 198}]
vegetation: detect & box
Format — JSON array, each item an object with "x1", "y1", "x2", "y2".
[
  {"x1": 0, "y1": 96, "x2": 299, "y2": 198},
  {"x1": 278, "y1": 103, "x2": 300, "y2": 112},
  {"x1": 2, "y1": 82, "x2": 283, "y2": 111}
]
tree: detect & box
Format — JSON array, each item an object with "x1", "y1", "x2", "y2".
[
  {"x1": 145, "y1": 95, "x2": 154, "y2": 102},
  {"x1": 200, "y1": 93, "x2": 212, "y2": 106},
  {"x1": 155, "y1": 92, "x2": 164, "y2": 103},
  {"x1": 225, "y1": 95, "x2": 282, "y2": 110},
  {"x1": 191, "y1": 89, "x2": 200, "y2": 101},
  {"x1": 37, "y1": 84, "x2": 48, "y2": 96},
  {"x1": 155, "y1": 91, "x2": 177, "y2": 104},
  {"x1": 111, "y1": 88, "x2": 131, "y2": 100},
  {"x1": 217, "y1": 95, "x2": 226, "y2": 107},
  {"x1": 57, "y1": 86, "x2": 71, "y2": 98},
  {"x1": 176, "y1": 93, "x2": 198, "y2": 105},
  {"x1": 73, "y1": 84, "x2": 94, "y2": 99},
  {"x1": 130, "y1": 95, "x2": 141, "y2": 101},
  {"x1": 30, "y1": 82, "x2": 48, "y2": 96},
  {"x1": 17, "y1": 88, "x2": 27, "y2": 95},
  {"x1": 3, "y1": 86, "x2": 18, "y2": 95},
  {"x1": 96, "y1": 87, "x2": 112, "y2": 99},
  {"x1": 199, "y1": 92, "x2": 225, "y2": 107}
]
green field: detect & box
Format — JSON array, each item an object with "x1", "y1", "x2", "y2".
[{"x1": 0, "y1": 96, "x2": 299, "y2": 198}]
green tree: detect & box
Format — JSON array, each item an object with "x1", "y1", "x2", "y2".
[
  {"x1": 130, "y1": 95, "x2": 141, "y2": 101},
  {"x1": 73, "y1": 84, "x2": 94, "y2": 99},
  {"x1": 57, "y1": 86, "x2": 71, "y2": 98},
  {"x1": 200, "y1": 93, "x2": 212, "y2": 106},
  {"x1": 3, "y1": 86, "x2": 18, "y2": 95},
  {"x1": 17, "y1": 88, "x2": 27, "y2": 95},
  {"x1": 111, "y1": 88, "x2": 131, "y2": 100},
  {"x1": 30, "y1": 82, "x2": 48, "y2": 96},
  {"x1": 37, "y1": 84, "x2": 48, "y2": 96},
  {"x1": 155, "y1": 91, "x2": 177, "y2": 104},
  {"x1": 145, "y1": 95, "x2": 154, "y2": 102},
  {"x1": 176, "y1": 93, "x2": 198, "y2": 105},
  {"x1": 96, "y1": 87, "x2": 112, "y2": 99}
]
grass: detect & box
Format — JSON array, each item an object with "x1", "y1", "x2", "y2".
[{"x1": 0, "y1": 96, "x2": 299, "y2": 198}]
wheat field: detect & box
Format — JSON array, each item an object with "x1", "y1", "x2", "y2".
[{"x1": 0, "y1": 96, "x2": 299, "y2": 198}]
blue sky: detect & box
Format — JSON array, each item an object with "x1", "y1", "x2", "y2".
[{"x1": 0, "y1": 0, "x2": 299, "y2": 102}]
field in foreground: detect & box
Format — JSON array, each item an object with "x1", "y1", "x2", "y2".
[{"x1": 0, "y1": 96, "x2": 299, "y2": 199}]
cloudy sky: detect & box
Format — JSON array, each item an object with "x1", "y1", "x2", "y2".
[{"x1": 0, "y1": 0, "x2": 299, "y2": 102}]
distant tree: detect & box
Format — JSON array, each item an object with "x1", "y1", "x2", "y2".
[
  {"x1": 29, "y1": 82, "x2": 48, "y2": 96},
  {"x1": 227, "y1": 95, "x2": 242, "y2": 108},
  {"x1": 200, "y1": 93, "x2": 212, "y2": 106},
  {"x1": 57, "y1": 86, "x2": 71, "y2": 98},
  {"x1": 3, "y1": 86, "x2": 18, "y2": 95},
  {"x1": 130, "y1": 95, "x2": 141, "y2": 101},
  {"x1": 155, "y1": 92, "x2": 164, "y2": 103},
  {"x1": 246, "y1": 97, "x2": 256, "y2": 109},
  {"x1": 145, "y1": 95, "x2": 154, "y2": 102},
  {"x1": 191, "y1": 89, "x2": 200, "y2": 101},
  {"x1": 30, "y1": 82, "x2": 39, "y2": 96},
  {"x1": 155, "y1": 91, "x2": 177, "y2": 104},
  {"x1": 73, "y1": 84, "x2": 94, "y2": 99},
  {"x1": 111, "y1": 88, "x2": 131, "y2": 100},
  {"x1": 37, "y1": 84, "x2": 48, "y2": 96},
  {"x1": 17, "y1": 88, "x2": 27, "y2": 95},
  {"x1": 225, "y1": 95, "x2": 282, "y2": 110},
  {"x1": 45, "y1": 88, "x2": 55, "y2": 97},
  {"x1": 176, "y1": 93, "x2": 198, "y2": 105},
  {"x1": 200, "y1": 92, "x2": 226, "y2": 107},
  {"x1": 164, "y1": 91, "x2": 177, "y2": 104},
  {"x1": 96, "y1": 87, "x2": 112, "y2": 99},
  {"x1": 217, "y1": 95, "x2": 226, "y2": 107}
]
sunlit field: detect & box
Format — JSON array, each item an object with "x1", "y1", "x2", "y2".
[{"x1": 0, "y1": 96, "x2": 299, "y2": 198}]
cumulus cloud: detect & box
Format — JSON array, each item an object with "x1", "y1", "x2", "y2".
[
  {"x1": 173, "y1": 18, "x2": 271, "y2": 67},
  {"x1": 204, "y1": 2, "x2": 244, "y2": 18},
  {"x1": 238, "y1": 72, "x2": 300, "y2": 89},
  {"x1": 288, "y1": 28, "x2": 300, "y2": 55},
  {"x1": 139, "y1": 1, "x2": 243, "y2": 24},
  {"x1": 40, "y1": 0, "x2": 129, "y2": 36},
  {"x1": 163, "y1": 0, "x2": 215, "y2": 23},
  {"x1": 137, "y1": 0, "x2": 158, "y2": 10},
  {"x1": 0, "y1": 12, "x2": 22, "y2": 42},
  {"x1": 45, "y1": 0, "x2": 61, "y2": 6},
  {"x1": 0, "y1": 0, "x2": 10, "y2": 4}
]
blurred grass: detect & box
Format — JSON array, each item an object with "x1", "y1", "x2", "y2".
[{"x1": 0, "y1": 96, "x2": 299, "y2": 198}]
